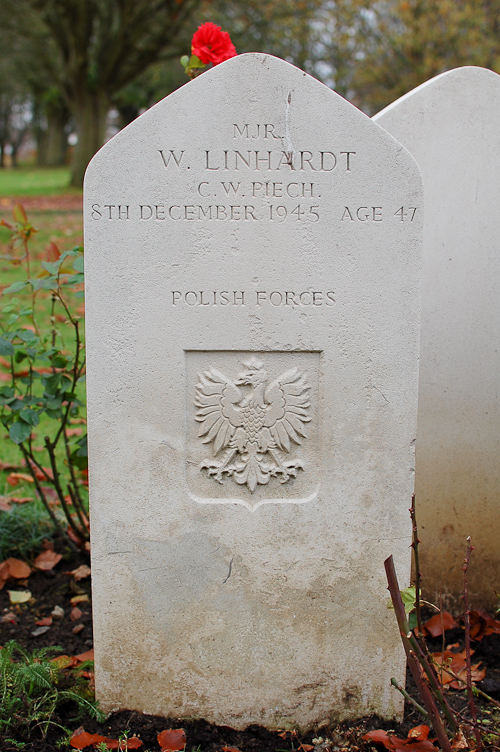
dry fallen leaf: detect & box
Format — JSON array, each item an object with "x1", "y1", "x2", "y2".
[
  {"x1": 157, "y1": 728, "x2": 187, "y2": 751},
  {"x1": 72, "y1": 623, "x2": 85, "y2": 634},
  {"x1": 8, "y1": 590, "x2": 31, "y2": 604},
  {"x1": 65, "y1": 564, "x2": 91, "y2": 581},
  {"x1": 0, "y1": 496, "x2": 12, "y2": 511},
  {"x1": 36, "y1": 616, "x2": 53, "y2": 626},
  {"x1": 3, "y1": 557, "x2": 31, "y2": 579},
  {"x1": 71, "y1": 594, "x2": 89, "y2": 605},
  {"x1": 74, "y1": 648, "x2": 94, "y2": 664},
  {"x1": 69, "y1": 729, "x2": 107, "y2": 749},
  {"x1": 6, "y1": 472, "x2": 34, "y2": 487},
  {"x1": 33, "y1": 549, "x2": 62, "y2": 571},
  {"x1": 363, "y1": 725, "x2": 437, "y2": 752},
  {"x1": 422, "y1": 611, "x2": 457, "y2": 637},
  {"x1": 105, "y1": 737, "x2": 143, "y2": 749},
  {"x1": 469, "y1": 609, "x2": 500, "y2": 641},
  {"x1": 10, "y1": 496, "x2": 34, "y2": 504},
  {"x1": 451, "y1": 728, "x2": 469, "y2": 750}
]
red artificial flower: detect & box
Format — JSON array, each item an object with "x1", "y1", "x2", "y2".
[{"x1": 191, "y1": 22, "x2": 237, "y2": 66}]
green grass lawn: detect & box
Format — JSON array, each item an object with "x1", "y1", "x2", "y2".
[{"x1": 0, "y1": 166, "x2": 76, "y2": 196}]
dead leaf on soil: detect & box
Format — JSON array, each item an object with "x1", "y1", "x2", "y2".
[
  {"x1": 8, "y1": 589, "x2": 32, "y2": 604},
  {"x1": 69, "y1": 729, "x2": 107, "y2": 749},
  {"x1": 74, "y1": 648, "x2": 94, "y2": 664},
  {"x1": 71, "y1": 594, "x2": 89, "y2": 605},
  {"x1": 469, "y1": 609, "x2": 500, "y2": 641},
  {"x1": 422, "y1": 611, "x2": 457, "y2": 637},
  {"x1": 363, "y1": 724, "x2": 437, "y2": 752},
  {"x1": 451, "y1": 727, "x2": 470, "y2": 750},
  {"x1": 65, "y1": 564, "x2": 91, "y2": 581},
  {"x1": 36, "y1": 616, "x2": 53, "y2": 626},
  {"x1": 432, "y1": 646, "x2": 485, "y2": 688},
  {"x1": 157, "y1": 728, "x2": 187, "y2": 751},
  {"x1": 10, "y1": 496, "x2": 34, "y2": 504},
  {"x1": 70, "y1": 606, "x2": 83, "y2": 621},
  {"x1": 0, "y1": 496, "x2": 12, "y2": 511},
  {"x1": 6, "y1": 472, "x2": 34, "y2": 487},
  {"x1": 34, "y1": 548, "x2": 62, "y2": 570},
  {"x1": 223, "y1": 747, "x2": 242, "y2": 752},
  {"x1": 0, "y1": 557, "x2": 31, "y2": 589}
]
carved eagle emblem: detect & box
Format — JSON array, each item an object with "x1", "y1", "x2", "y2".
[{"x1": 194, "y1": 357, "x2": 311, "y2": 493}]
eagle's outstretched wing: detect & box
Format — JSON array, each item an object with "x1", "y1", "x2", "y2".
[
  {"x1": 194, "y1": 368, "x2": 243, "y2": 455},
  {"x1": 263, "y1": 368, "x2": 311, "y2": 452}
]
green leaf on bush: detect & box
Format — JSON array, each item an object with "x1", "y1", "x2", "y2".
[
  {"x1": 3, "y1": 281, "x2": 29, "y2": 295},
  {"x1": 72, "y1": 256, "x2": 84, "y2": 272},
  {"x1": 18, "y1": 329, "x2": 36, "y2": 342},
  {"x1": 9, "y1": 420, "x2": 32, "y2": 444},
  {"x1": 41, "y1": 261, "x2": 62, "y2": 275},
  {"x1": 0, "y1": 337, "x2": 14, "y2": 356},
  {"x1": 19, "y1": 408, "x2": 39, "y2": 427}
]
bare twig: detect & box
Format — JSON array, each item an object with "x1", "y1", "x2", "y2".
[
  {"x1": 385, "y1": 555, "x2": 454, "y2": 752},
  {"x1": 410, "y1": 494, "x2": 424, "y2": 639},
  {"x1": 463, "y1": 537, "x2": 483, "y2": 752},
  {"x1": 391, "y1": 677, "x2": 429, "y2": 719}
]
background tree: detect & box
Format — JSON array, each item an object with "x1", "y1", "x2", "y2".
[
  {"x1": 1, "y1": 0, "x2": 204, "y2": 186},
  {"x1": 350, "y1": 0, "x2": 500, "y2": 113}
]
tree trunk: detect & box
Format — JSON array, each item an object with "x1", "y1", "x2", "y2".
[
  {"x1": 38, "y1": 101, "x2": 71, "y2": 167},
  {"x1": 69, "y1": 89, "x2": 109, "y2": 187}
]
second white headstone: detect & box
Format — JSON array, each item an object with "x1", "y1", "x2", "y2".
[{"x1": 374, "y1": 67, "x2": 500, "y2": 611}]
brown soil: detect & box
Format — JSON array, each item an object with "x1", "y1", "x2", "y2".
[{"x1": 1, "y1": 546, "x2": 499, "y2": 751}]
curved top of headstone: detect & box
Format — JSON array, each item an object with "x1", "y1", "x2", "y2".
[
  {"x1": 85, "y1": 52, "x2": 420, "y2": 189},
  {"x1": 373, "y1": 65, "x2": 500, "y2": 124}
]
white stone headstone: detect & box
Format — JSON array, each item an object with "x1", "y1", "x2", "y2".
[
  {"x1": 374, "y1": 66, "x2": 500, "y2": 611},
  {"x1": 84, "y1": 53, "x2": 422, "y2": 728}
]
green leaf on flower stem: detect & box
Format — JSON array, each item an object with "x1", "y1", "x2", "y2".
[
  {"x1": 72, "y1": 255, "x2": 84, "y2": 272},
  {"x1": 19, "y1": 408, "x2": 39, "y2": 427},
  {"x1": 0, "y1": 337, "x2": 14, "y2": 356},
  {"x1": 3, "y1": 281, "x2": 28, "y2": 295},
  {"x1": 180, "y1": 55, "x2": 190, "y2": 68},
  {"x1": 188, "y1": 54, "x2": 205, "y2": 68},
  {"x1": 401, "y1": 586, "x2": 417, "y2": 614},
  {"x1": 9, "y1": 420, "x2": 31, "y2": 444}
]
